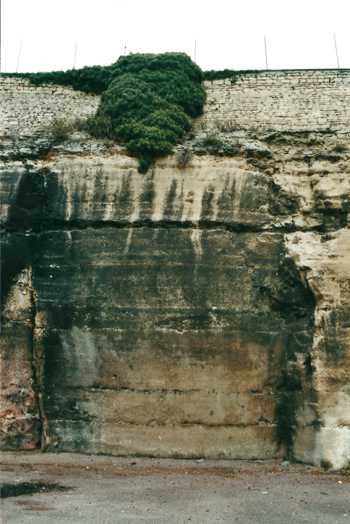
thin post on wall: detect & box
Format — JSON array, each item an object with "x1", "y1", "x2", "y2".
[
  {"x1": 334, "y1": 35, "x2": 340, "y2": 69},
  {"x1": 16, "y1": 40, "x2": 23, "y2": 73},
  {"x1": 264, "y1": 36, "x2": 268, "y2": 70},
  {"x1": 73, "y1": 42, "x2": 78, "y2": 69}
]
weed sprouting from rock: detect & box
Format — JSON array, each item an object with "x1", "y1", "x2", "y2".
[
  {"x1": 45, "y1": 116, "x2": 89, "y2": 141},
  {"x1": 47, "y1": 117, "x2": 72, "y2": 140},
  {"x1": 177, "y1": 148, "x2": 193, "y2": 168},
  {"x1": 201, "y1": 133, "x2": 223, "y2": 149},
  {"x1": 332, "y1": 143, "x2": 348, "y2": 153}
]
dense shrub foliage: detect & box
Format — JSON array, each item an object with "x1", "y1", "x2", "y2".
[
  {"x1": 90, "y1": 54, "x2": 206, "y2": 173},
  {"x1": 5, "y1": 66, "x2": 261, "y2": 93},
  {"x1": 94, "y1": 73, "x2": 190, "y2": 172},
  {"x1": 203, "y1": 69, "x2": 260, "y2": 80},
  {"x1": 6, "y1": 66, "x2": 112, "y2": 94}
]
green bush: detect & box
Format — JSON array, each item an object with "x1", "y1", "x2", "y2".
[
  {"x1": 108, "y1": 53, "x2": 204, "y2": 83},
  {"x1": 12, "y1": 66, "x2": 112, "y2": 95},
  {"x1": 7, "y1": 53, "x2": 204, "y2": 96},
  {"x1": 204, "y1": 69, "x2": 260, "y2": 81},
  {"x1": 89, "y1": 53, "x2": 205, "y2": 173}
]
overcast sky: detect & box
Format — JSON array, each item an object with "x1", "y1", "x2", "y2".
[{"x1": 2, "y1": 0, "x2": 350, "y2": 73}]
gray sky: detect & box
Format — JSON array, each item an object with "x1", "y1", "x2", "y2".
[{"x1": 2, "y1": 0, "x2": 350, "y2": 73}]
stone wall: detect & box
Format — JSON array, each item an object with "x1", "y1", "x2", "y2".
[
  {"x1": 1, "y1": 70, "x2": 350, "y2": 138},
  {"x1": 198, "y1": 70, "x2": 350, "y2": 131},
  {"x1": 0, "y1": 77, "x2": 100, "y2": 137}
]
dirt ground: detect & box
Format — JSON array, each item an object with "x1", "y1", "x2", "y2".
[{"x1": 0, "y1": 452, "x2": 349, "y2": 523}]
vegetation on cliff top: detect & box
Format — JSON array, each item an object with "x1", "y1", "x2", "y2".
[
  {"x1": 10, "y1": 53, "x2": 205, "y2": 173},
  {"x1": 5, "y1": 58, "x2": 264, "y2": 172},
  {"x1": 203, "y1": 69, "x2": 259, "y2": 80},
  {"x1": 91, "y1": 55, "x2": 205, "y2": 173},
  {"x1": 7, "y1": 66, "x2": 111, "y2": 94},
  {"x1": 5, "y1": 66, "x2": 259, "y2": 90}
]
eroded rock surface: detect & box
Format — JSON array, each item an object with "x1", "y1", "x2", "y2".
[{"x1": 1, "y1": 80, "x2": 350, "y2": 468}]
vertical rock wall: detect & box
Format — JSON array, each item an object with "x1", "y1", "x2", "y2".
[{"x1": 1, "y1": 71, "x2": 350, "y2": 468}]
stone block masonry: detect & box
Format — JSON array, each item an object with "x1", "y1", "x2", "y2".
[
  {"x1": 197, "y1": 70, "x2": 350, "y2": 131},
  {"x1": 0, "y1": 77, "x2": 100, "y2": 137},
  {"x1": 1, "y1": 70, "x2": 350, "y2": 137}
]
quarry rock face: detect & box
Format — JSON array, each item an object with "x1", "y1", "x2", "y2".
[{"x1": 1, "y1": 71, "x2": 350, "y2": 469}]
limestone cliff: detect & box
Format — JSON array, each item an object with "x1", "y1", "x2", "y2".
[{"x1": 1, "y1": 70, "x2": 350, "y2": 469}]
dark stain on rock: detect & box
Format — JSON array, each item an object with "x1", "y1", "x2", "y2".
[
  {"x1": 6, "y1": 170, "x2": 46, "y2": 231},
  {"x1": 321, "y1": 211, "x2": 348, "y2": 232},
  {"x1": 0, "y1": 234, "x2": 31, "y2": 307},
  {"x1": 2, "y1": 168, "x2": 47, "y2": 303},
  {"x1": 44, "y1": 170, "x2": 69, "y2": 222},
  {"x1": 239, "y1": 173, "x2": 270, "y2": 213},
  {"x1": 41, "y1": 330, "x2": 70, "y2": 397},
  {"x1": 262, "y1": 252, "x2": 316, "y2": 459},
  {"x1": 163, "y1": 179, "x2": 178, "y2": 218},
  {"x1": 216, "y1": 178, "x2": 236, "y2": 221},
  {"x1": 200, "y1": 185, "x2": 215, "y2": 220},
  {"x1": 269, "y1": 180, "x2": 299, "y2": 216},
  {"x1": 139, "y1": 178, "x2": 156, "y2": 219},
  {"x1": 258, "y1": 256, "x2": 316, "y2": 322},
  {"x1": 117, "y1": 172, "x2": 134, "y2": 217},
  {"x1": 321, "y1": 310, "x2": 347, "y2": 362}
]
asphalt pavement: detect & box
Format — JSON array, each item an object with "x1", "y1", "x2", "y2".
[{"x1": 1, "y1": 452, "x2": 349, "y2": 523}]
